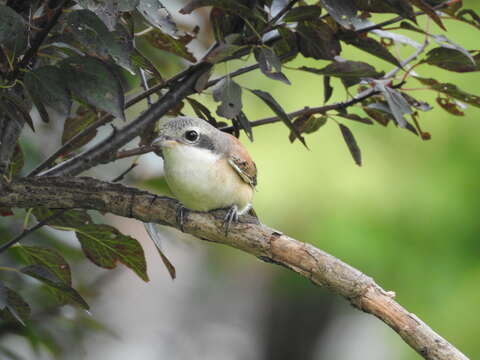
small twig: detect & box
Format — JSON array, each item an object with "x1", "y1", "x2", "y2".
[
  {"x1": 0, "y1": 209, "x2": 65, "y2": 253},
  {"x1": 357, "y1": 1, "x2": 450, "y2": 34},
  {"x1": 268, "y1": 0, "x2": 299, "y2": 27},
  {"x1": 12, "y1": 0, "x2": 68, "y2": 78},
  {"x1": 112, "y1": 162, "x2": 138, "y2": 183},
  {"x1": 115, "y1": 145, "x2": 157, "y2": 160}
]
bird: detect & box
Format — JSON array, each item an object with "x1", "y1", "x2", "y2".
[
  {"x1": 144, "y1": 116, "x2": 257, "y2": 278},
  {"x1": 152, "y1": 116, "x2": 257, "y2": 233}
]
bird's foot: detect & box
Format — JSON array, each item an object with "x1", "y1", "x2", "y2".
[
  {"x1": 176, "y1": 204, "x2": 188, "y2": 232},
  {"x1": 223, "y1": 205, "x2": 239, "y2": 236}
]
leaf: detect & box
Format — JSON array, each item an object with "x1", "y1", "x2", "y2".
[
  {"x1": 20, "y1": 265, "x2": 89, "y2": 309},
  {"x1": 17, "y1": 246, "x2": 73, "y2": 305},
  {"x1": 0, "y1": 287, "x2": 30, "y2": 326},
  {"x1": 455, "y1": 9, "x2": 480, "y2": 30},
  {"x1": 416, "y1": 77, "x2": 480, "y2": 108},
  {"x1": 33, "y1": 208, "x2": 93, "y2": 229},
  {"x1": 363, "y1": 102, "x2": 393, "y2": 126},
  {"x1": 61, "y1": 108, "x2": 98, "y2": 150},
  {"x1": 436, "y1": 96, "x2": 465, "y2": 116},
  {"x1": 137, "y1": 0, "x2": 178, "y2": 36},
  {"x1": 272, "y1": 27, "x2": 298, "y2": 63},
  {"x1": 0, "y1": 281, "x2": 6, "y2": 310},
  {"x1": 423, "y1": 47, "x2": 478, "y2": 73},
  {"x1": 319, "y1": 0, "x2": 359, "y2": 28},
  {"x1": 76, "y1": 0, "x2": 122, "y2": 30},
  {"x1": 324, "y1": 76, "x2": 333, "y2": 103},
  {"x1": 186, "y1": 97, "x2": 217, "y2": 126},
  {"x1": 143, "y1": 28, "x2": 196, "y2": 62},
  {"x1": 254, "y1": 47, "x2": 290, "y2": 85},
  {"x1": 335, "y1": 112, "x2": 374, "y2": 125},
  {"x1": 7, "y1": 144, "x2": 23, "y2": 179},
  {"x1": 61, "y1": 56, "x2": 126, "y2": 120},
  {"x1": 284, "y1": 5, "x2": 322, "y2": 22},
  {"x1": 375, "y1": 82, "x2": 413, "y2": 127},
  {"x1": 338, "y1": 123, "x2": 361, "y2": 166},
  {"x1": 289, "y1": 115, "x2": 327, "y2": 142},
  {"x1": 339, "y1": 30, "x2": 401, "y2": 66},
  {"x1": 0, "y1": 5, "x2": 27, "y2": 53},
  {"x1": 296, "y1": 20, "x2": 341, "y2": 60},
  {"x1": 249, "y1": 89, "x2": 307, "y2": 147},
  {"x1": 75, "y1": 224, "x2": 149, "y2": 282},
  {"x1": 213, "y1": 78, "x2": 243, "y2": 119},
  {"x1": 299, "y1": 60, "x2": 384, "y2": 87},
  {"x1": 0, "y1": 92, "x2": 35, "y2": 132},
  {"x1": 235, "y1": 111, "x2": 253, "y2": 142},
  {"x1": 180, "y1": 0, "x2": 263, "y2": 22},
  {"x1": 65, "y1": 10, "x2": 134, "y2": 73},
  {"x1": 407, "y1": 0, "x2": 445, "y2": 30},
  {"x1": 355, "y1": 0, "x2": 415, "y2": 20},
  {"x1": 24, "y1": 66, "x2": 71, "y2": 117}
]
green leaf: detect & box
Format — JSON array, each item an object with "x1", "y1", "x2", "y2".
[
  {"x1": 0, "y1": 92, "x2": 35, "y2": 132},
  {"x1": 455, "y1": 8, "x2": 480, "y2": 30},
  {"x1": 319, "y1": 0, "x2": 359, "y2": 28},
  {"x1": 0, "y1": 281, "x2": 7, "y2": 310},
  {"x1": 340, "y1": 30, "x2": 401, "y2": 66},
  {"x1": 65, "y1": 10, "x2": 134, "y2": 73},
  {"x1": 296, "y1": 20, "x2": 341, "y2": 60},
  {"x1": 338, "y1": 123, "x2": 361, "y2": 166},
  {"x1": 213, "y1": 78, "x2": 243, "y2": 119},
  {"x1": 423, "y1": 47, "x2": 478, "y2": 73},
  {"x1": 20, "y1": 265, "x2": 89, "y2": 309},
  {"x1": 187, "y1": 97, "x2": 217, "y2": 126},
  {"x1": 323, "y1": 76, "x2": 333, "y2": 103},
  {"x1": 7, "y1": 144, "x2": 23, "y2": 179},
  {"x1": 284, "y1": 5, "x2": 322, "y2": 22},
  {"x1": 33, "y1": 208, "x2": 93, "y2": 229},
  {"x1": 137, "y1": 0, "x2": 178, "y2": 36},
  {"x1": 249, "y1": 89, "x2": 307, "y2": 147},
  {"x1": 235, "y1": 111, "x2": 253, "y2": 142},
  {"x1": 299, "y1": 60, "x2": 384, "y2": 87},
  {"x1": 0, "y1": 5, "x2": 27, "y2": 53},
  {"x1": 17, "y1": 246, "x2": 74, "y2": 305},
  {"x1": 416, "y1": 77, "x2": 480, "y2": 108},
  {"x1": 75, "y1": 224, "x2": 149, "y2": 282},
  {"x1": 180, "y1": 0, "x2": 264, "y2": 22},
  {"x1": 289, "y1": 115, "x2": 327, "y2": 142},
  {"x1": 355, "y1": 0, "x2": 415, "y2": 20},
  {"x1": 254, "y1": 47, "x2": 290, "y2": 85},
  {"x1": 76, "y1": 0, "x2": 130, "y2": 30},
  {"x1": 61, "y1": 108, "x2": 98, "y2": 150},
  {"x1": 0, "y1": 287, "x2": 30, "y2": 326},
  {"x1": 24, "y1": 66, "x2": 71, "y2": 117},
  {"x1": 143, "y1": 28, "x2": 196, "y2": 62},
  {"x1": 408, "y1": 0, "x2": 445, "y2": 30},
  {"x1": 61, "y1": 56, "x2": 126, "y2": 120}
]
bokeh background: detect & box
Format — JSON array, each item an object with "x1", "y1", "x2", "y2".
[{"x1": 3, "y1": 1, "x2": 480, "y2": 359}]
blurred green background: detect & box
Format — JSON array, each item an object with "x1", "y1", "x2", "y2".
[{"x1": 4, "y1": 1, "x2": 480, "y2": 359}]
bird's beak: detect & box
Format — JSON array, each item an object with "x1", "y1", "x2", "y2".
[{"x1": 152, "y1": 135, "x2": 178, "y2": 149}]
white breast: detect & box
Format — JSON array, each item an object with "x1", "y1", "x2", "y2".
[{"x1": 162, "y1": 144, "x2": 253, "y2": 213}]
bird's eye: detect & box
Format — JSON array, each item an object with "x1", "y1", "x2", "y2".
[{"x1": 184, "y1": 130, "x2": 199, "y2": 142}]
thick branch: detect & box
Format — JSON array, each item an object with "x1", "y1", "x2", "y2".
[{"x1": 0, "y1": 176, "x2": 469, "y2": 360}]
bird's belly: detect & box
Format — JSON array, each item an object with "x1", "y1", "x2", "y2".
[{"x1": 163, "y1": 147, "x2": 253, "y2": 213}]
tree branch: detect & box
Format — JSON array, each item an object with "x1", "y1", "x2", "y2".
[{"x1": 0, "y1": 176, "x2": 469, "y2": 360}]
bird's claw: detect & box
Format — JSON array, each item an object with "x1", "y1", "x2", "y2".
[
  {"x1": 176, "y1": 205, "x2": 187, "y2": 232},
  {"x1": 223, "y1": 205, "x2": 239, "y2": 236}
]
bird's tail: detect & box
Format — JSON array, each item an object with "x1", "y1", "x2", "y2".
[{"x1": 144, "y1": 222, "x2": 176, "y2": 280}]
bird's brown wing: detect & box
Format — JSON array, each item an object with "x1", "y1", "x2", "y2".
[{"x1": 226, "y1": 134, "x2": 257, "y2": 189}]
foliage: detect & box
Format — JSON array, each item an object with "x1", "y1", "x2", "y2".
[{"x1": 0, "y1": 0, "x2": 480, "y2": 357}]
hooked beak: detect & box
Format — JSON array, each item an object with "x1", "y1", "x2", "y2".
[{"x1": 152, "y1": 135, "x2": 179, "y2": 149}]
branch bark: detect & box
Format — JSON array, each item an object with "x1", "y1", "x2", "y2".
[{"x1": 0, "y1": 176, "x2": 469, "y2": 360}]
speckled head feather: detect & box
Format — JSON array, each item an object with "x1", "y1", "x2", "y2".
[{"x1": 158, "y1": 116, "x2": 230, "y2": 154}]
